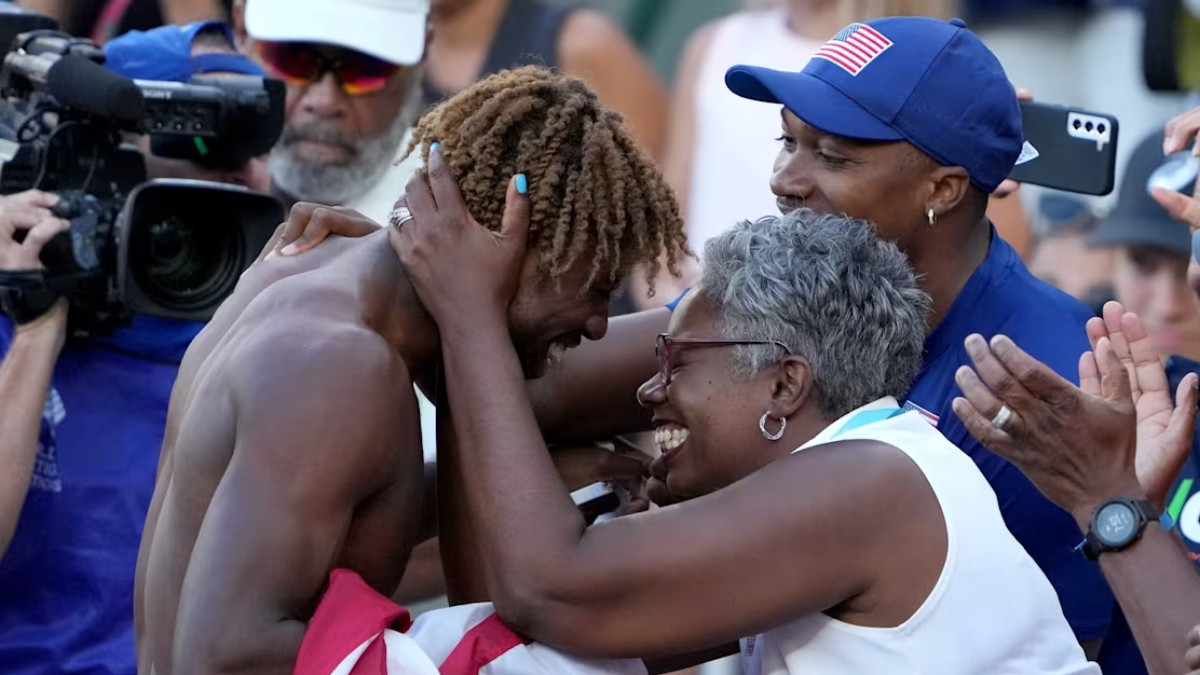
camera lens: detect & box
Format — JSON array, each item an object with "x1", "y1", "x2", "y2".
[{"x1": 130, "y1": 214, "x2": 241, "y2": 311}]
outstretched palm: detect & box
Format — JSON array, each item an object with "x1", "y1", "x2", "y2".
[{"x1": 1083, "y1": 303, "x2": 1198, "y2": 509}]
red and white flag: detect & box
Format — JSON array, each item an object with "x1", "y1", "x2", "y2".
[
  {"x1": 295, "y1": 569, "x2": 647, "y2": 675},
  {"x1": 812, "y1": 23, "x2": 893, "y2": 76}
]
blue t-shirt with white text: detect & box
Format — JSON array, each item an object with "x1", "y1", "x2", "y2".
[{"x1": 0, "y1": 314, "x2": 202, "y2": 675}]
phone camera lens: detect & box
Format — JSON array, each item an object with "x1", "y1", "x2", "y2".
[
  {"x1": 1085, "y1": 122, "x2": 1094, "y2": 132},
  {"x1": 1097, "y1": 124, "x2": 1106, "y2": 134},
  {"x1": 1073, "y1": 119, "x2": 1082, "y2": 129}
]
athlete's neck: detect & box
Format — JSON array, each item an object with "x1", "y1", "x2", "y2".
[{"x1": 358, "y1": 231, "x2": 442, "y2": 374}]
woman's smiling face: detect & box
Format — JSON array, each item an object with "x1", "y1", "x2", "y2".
[{"x1": 637, "y1": 290, "x2": 791, "y2": 498}]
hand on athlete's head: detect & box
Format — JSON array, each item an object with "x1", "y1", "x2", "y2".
[{"x1": 393, "y1": 145, "x2": 532, "y2": 323}]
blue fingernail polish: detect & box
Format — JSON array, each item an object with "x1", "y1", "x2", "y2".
[
  {"x1": 430, "y1": 142, "x2": 440, "y2": 153},
  {"x1": 515, "y1": 173, "x2": 528, "y2": 194}
]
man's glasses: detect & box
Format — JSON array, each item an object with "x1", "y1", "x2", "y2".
[
  {"x1": 655, "y1": 334, "x2": 791, "y2": 387},
  {"x1": 255, "y1": 41, "x2": 401, "y2": 97}
]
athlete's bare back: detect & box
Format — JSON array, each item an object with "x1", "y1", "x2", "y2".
[{"x1": 134, "y1": 231, "x2": 426, "y2": 675}]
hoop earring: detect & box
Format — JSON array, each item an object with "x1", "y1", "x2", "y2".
[
  {"x1": 926, "y1": 208, "x2": 936, "y2": 226},
  {"x1": 759, "y1": 413, "x2": 786, "y2": 441}
]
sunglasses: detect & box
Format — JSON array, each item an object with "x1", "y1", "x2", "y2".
[
  {"x1": 655, "y1": 334, "x2": 791, "y2": 387},
  {"x1": 255, "y1": 41, "x2": 401, "y2": 96}
]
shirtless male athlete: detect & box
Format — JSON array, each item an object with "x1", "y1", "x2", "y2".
[{"x1": 134, "y1": 67, "x2": 687, "y2": 675}]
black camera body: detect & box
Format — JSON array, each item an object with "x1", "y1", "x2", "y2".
[{"x1": 0, "y1": 11, "x2": 286, "y2": 335}]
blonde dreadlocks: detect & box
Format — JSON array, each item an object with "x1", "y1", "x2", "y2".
[{"x1": 403, "y1": 66, "x2": 688, "y2": 295}]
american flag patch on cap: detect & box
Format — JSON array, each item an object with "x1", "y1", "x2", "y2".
[{"x1": 813, "y1": 23, "x2": 893, "y2": 76}]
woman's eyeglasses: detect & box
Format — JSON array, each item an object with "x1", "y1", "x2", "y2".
[
  {"x1": 655, "y1": 334, "x2": 791, "y2": 386},
  {"x1": 255, "y1": 41, "x2": 401, "y2": 97}
]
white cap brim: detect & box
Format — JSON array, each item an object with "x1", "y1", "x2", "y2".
[{"x1": 246, "y1": 0, "x2": 429, "y2": 66}]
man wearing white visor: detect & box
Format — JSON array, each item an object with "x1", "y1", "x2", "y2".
[
  {"x1": 232, "y1": 0, "x2": 429, "y2": 220},
  {"x1": 231, "y1": 0, "x2": 440, "y2": 522}
]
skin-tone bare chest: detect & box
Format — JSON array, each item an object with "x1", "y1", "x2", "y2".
[{"x1": 139, "y1": 242, "x2": 426, "y2": 675}]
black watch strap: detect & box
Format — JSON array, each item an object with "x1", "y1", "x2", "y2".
[{"x1": 1078, "y1": 498, "x2": 1157, "y2": 561}]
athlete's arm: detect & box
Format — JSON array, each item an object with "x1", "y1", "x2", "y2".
[
  {"x1": 171, "y1": 330, "x2": 422, "y2": 675},
  {"x1": 265, "y1": 201, "x2": 666, "y2": 442},
  {"x1": 442, "y1": 313, "x2": 938, "y2": 658},
  {"x1": 528, "y1": 307, "x2": 667, "y2": 443}
]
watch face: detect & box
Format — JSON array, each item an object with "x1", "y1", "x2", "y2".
[{"x1": 1095, "y1": 502, "x2": 1137, "y2": 546}]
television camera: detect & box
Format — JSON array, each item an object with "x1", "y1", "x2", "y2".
[{"x1": 0, "y1": 10, "x2": 286, "y2": 334}]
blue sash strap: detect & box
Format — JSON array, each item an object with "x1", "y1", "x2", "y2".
[{"x1": 832, "y1": 407, "x2": 904, "y2": 439}]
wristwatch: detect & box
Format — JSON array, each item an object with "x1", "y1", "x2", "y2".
[{"x1": 1078, "y1": 498, "x2": 1158, "y2": 561}]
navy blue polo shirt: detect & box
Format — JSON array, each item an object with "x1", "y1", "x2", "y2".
[
  {"x1": 900, "y1": 229, "x2": 1112, "y2": 641},
  {"x1": 0, "y1": 315, "x2": 202, "y2": 675}
]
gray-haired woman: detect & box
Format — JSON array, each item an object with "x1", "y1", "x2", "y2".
[{"x1": 393, "y1": 191, "x2": 1099, "y2": 675}]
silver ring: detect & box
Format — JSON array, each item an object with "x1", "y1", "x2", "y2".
[
  {"x1": 389, "y1": 206, "x2": 414, "y2": 228},
  {"x1": 991, "y1": 404, "x2": 1014, "y2": 430}
]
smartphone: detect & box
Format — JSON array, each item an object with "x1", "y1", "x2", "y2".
[{"x1": 1007, "y1": 100, "x2": 1120, "y2": 196}]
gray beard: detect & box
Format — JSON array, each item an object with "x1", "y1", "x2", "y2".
[{"x1": 269, "y1": 80, "x2": 424, "y2": 206}]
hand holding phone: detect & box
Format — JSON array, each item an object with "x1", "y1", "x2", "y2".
[{"x1": 1007, "y1": 100, "x2": 1120, "y2": 196}]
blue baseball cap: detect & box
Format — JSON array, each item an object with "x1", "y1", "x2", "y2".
[
  {"x1": 103, "y1": 21, "x2": 263, "y2": 83},
  {"x1": 725, "y1": 16, "x2": 1022, "y2": 193}
]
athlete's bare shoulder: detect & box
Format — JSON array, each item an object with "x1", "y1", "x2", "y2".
[
  {"x1": 170, "y1": 236, "x2": 369, "y2": 414},
  {"x1": 231, "y1": 312, "x2": 418, "y2": 453}
]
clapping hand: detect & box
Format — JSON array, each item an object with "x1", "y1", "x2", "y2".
[
  {"x1": 1085, "y1": 302, "x2": 1198, "y2": 510},
  {"x1": 951, "y1": 305, "x2": 1197, "y2": 525}
]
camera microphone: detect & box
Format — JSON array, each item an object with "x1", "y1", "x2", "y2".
[{"x1": 46, "y1": 55, "x2": 143, "y2": 126}]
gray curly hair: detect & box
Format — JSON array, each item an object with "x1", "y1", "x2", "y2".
[{"x1": 698, "y1": 209, "x2": 931, "y2": 418}]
